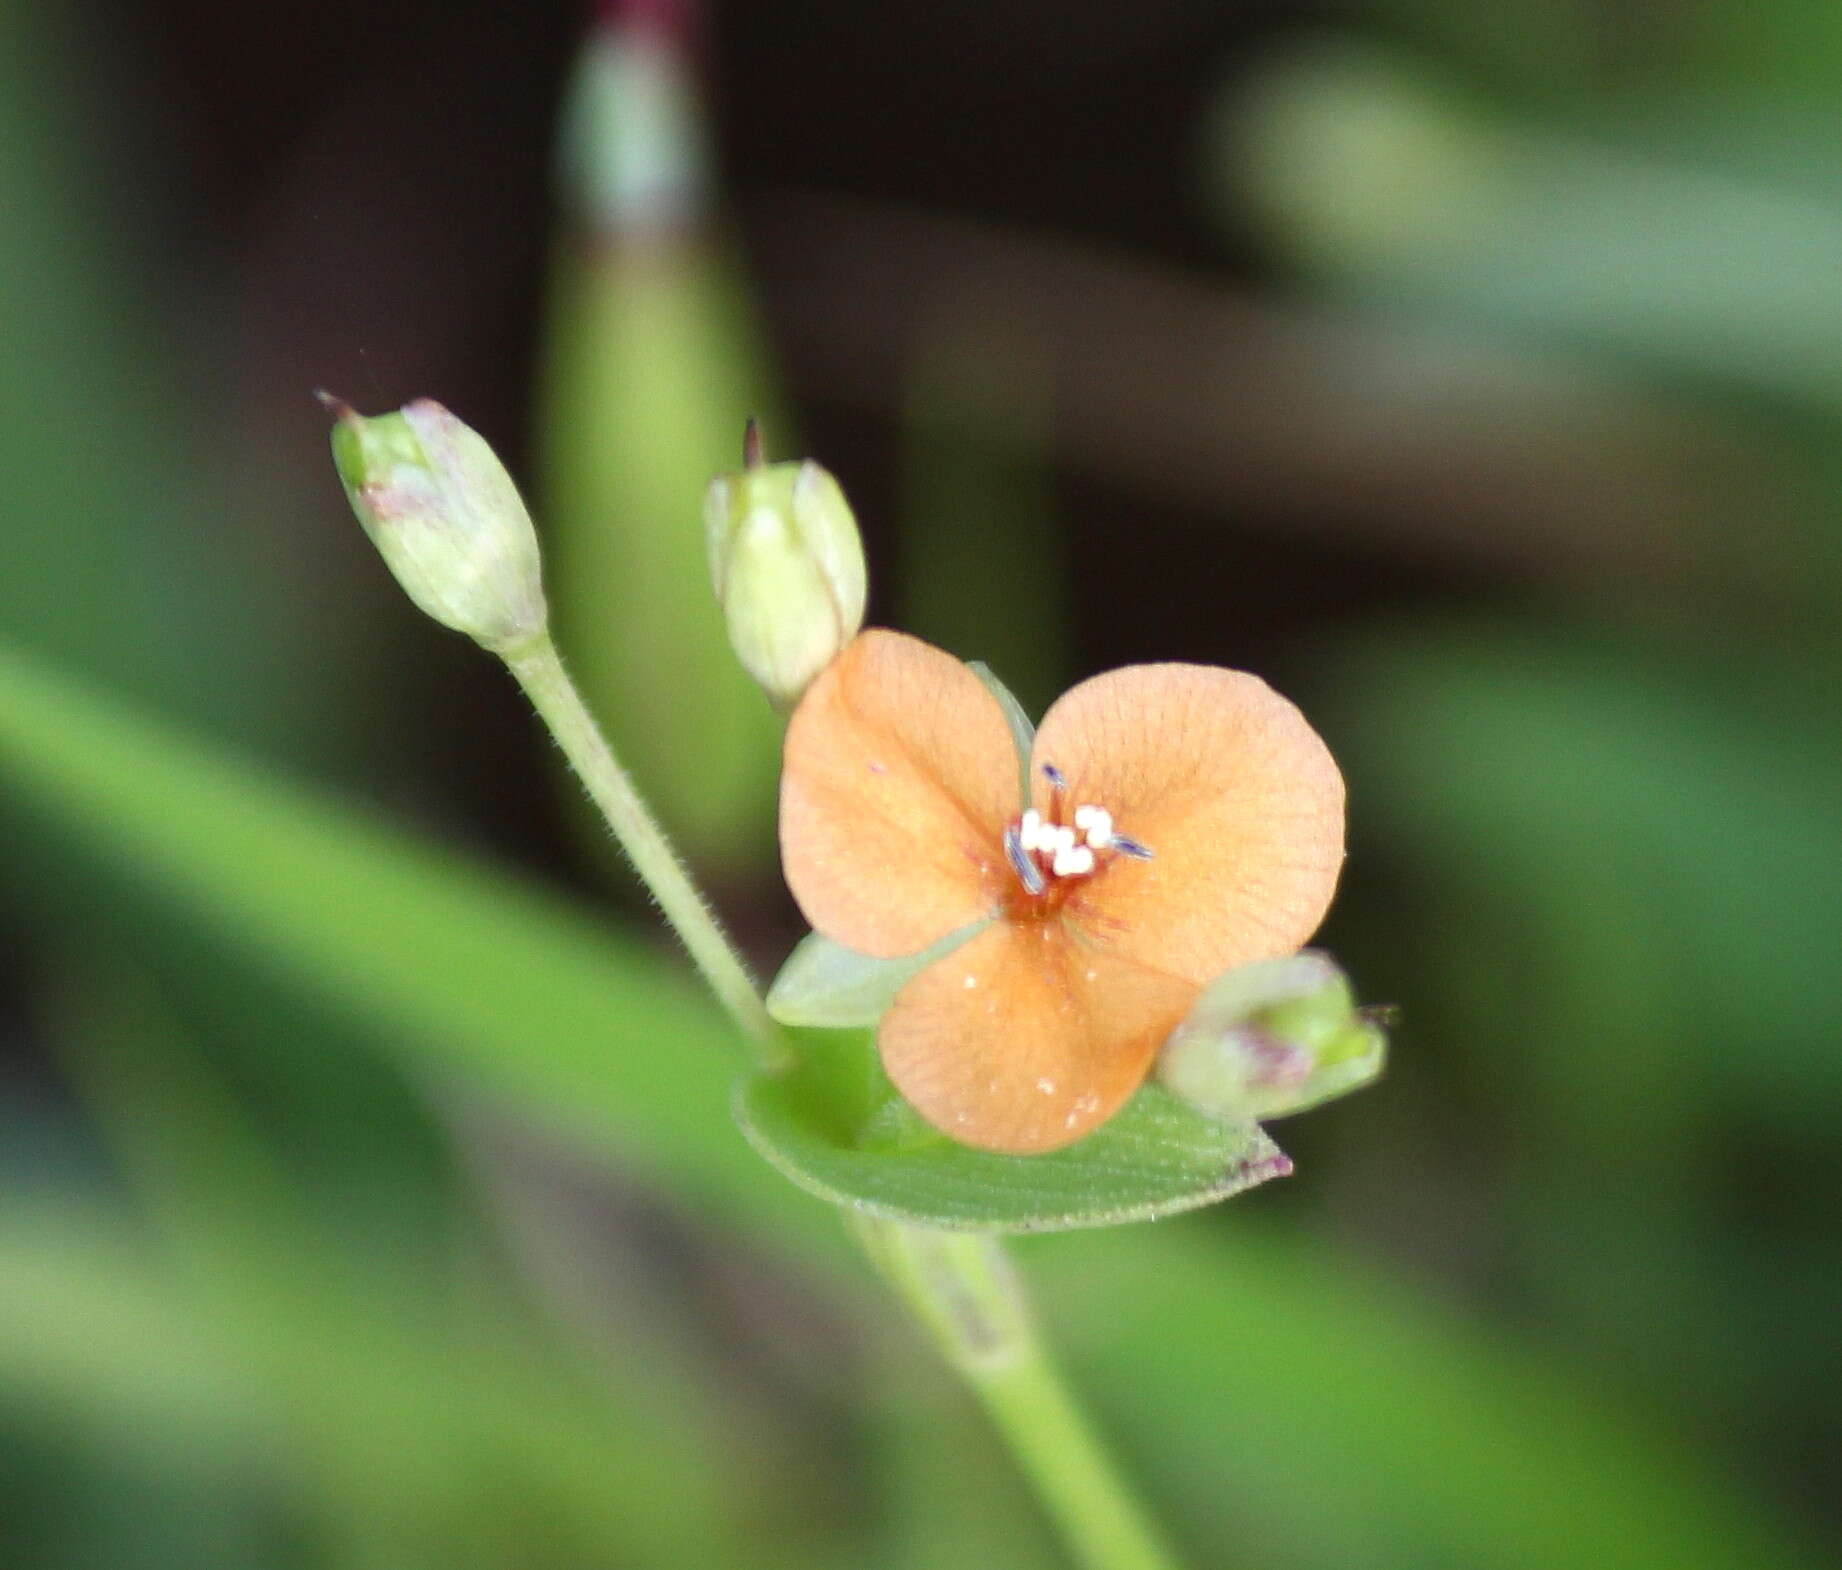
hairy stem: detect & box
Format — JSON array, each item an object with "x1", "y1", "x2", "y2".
[{"x1": 499, "y1": 631, "x2": 790, "y2": 1071}]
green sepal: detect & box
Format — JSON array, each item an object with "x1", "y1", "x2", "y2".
[
  {"x1": 734, "y1": 1028, "x2": 1289, "y2": 1233},
  {"x1": 766, "y1": 924, "x2": 988, "y2": 1028},
  {"x1": 327, "y1": 399, "x2": 546, "y2": 651}
]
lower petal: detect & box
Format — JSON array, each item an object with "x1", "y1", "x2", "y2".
[{"x1": 878, "y1": 920, "x2": 1197, "y2": 1154}]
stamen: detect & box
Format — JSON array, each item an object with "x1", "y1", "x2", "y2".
[
  {"x1": 1011, "y1": 790, "x2": 1147, "y2": 891},
  {"x1": 1041, "y1": 762, "x2": 1067, "y2": 791},
  {"x1": 1004, "y1": 823, "x2": 1046, "y2": 894}
]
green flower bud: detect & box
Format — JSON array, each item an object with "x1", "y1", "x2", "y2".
[
  {"x1": 327, "y1": 397, "x2": 547, "y2": 652},
  {"x1": 1156, "y1": 951, "x2": 1386, "y2": 1122},
  {"x1": 704, "y1": 450, "x2": 867, "y2": 707}
]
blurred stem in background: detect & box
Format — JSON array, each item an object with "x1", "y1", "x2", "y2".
[
  {"x1": 537, "y1": 0, "x2": 783, "y2": 875},
  {"x1": 855, "y1": 1220, "x2": 1183, "y2": 1570}
]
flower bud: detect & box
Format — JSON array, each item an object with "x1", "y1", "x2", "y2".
[
  {"x1": 327, "y1": 397, "x2": 547, "y2": 651},
  {"x1": 1156, "y1": 951, "x2": 1386, "y2": 1122},
  {"x1": 704, "y1": 454, "x2": 867, "y2": 707}
]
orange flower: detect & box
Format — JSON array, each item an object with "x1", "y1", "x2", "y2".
[{"x1": 779, "y1": 630, "x2": 1345, "y2": 1154}]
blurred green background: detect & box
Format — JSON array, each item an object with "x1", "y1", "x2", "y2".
[{"x1": 3, "y1": 0, "x2": 1839, "y2": 1566}]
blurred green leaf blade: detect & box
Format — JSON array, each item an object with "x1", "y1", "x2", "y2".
[
  {"x1": 1233, "y1": 38, "x2": 1842, "y2": 435},
  {"x1": 0, "y1": 638, "x2": 809, "y2": 1246},
  {"x1": 1042, "y1": 1219, "x2": 1823, "y2": 1570}
]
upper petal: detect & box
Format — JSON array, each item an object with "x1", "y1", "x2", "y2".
[
  {"x1": 1030, "y1": 663, "x2": 1344, "y2": 985},
  {"x1": 780, "y1": 630, "x2": 1021, "y2": 957},
  {"x1": 878, "y1": 920, "x2": 1197, "y2": 1153}
]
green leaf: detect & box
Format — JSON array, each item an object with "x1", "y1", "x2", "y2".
[
  {"x1": 766, "y1": 925, "x2": 986, "y2": 1028},
  {"x1": 1041, "y1": 1218, "x2": 1821, "y2": 1570},
  {"x1": 1333, "y1": 626, "x2": 1842, "y2": 1117},
  {"x1": 1234, "y1": 42, "x2": 1842, "y2": 428},
  {"x1": 0, "y1": 638, "x2": 818, "y2": 1253},
  {"x1": 736, "y1": 1027, "x2": 1288, "y2": 1232},
  {"x1": 0, "y1": 1202, "x2": 267, "y2": 1451},
  {"x1": 43, "y1": 972, "x2": 776, "y2": 1570}
]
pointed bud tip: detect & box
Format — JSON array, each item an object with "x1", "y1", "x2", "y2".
[
  {"x1": 742, "y1": 418, "x2": 764, "y2": 469},
  {"x1": 314, "y1": 388, "x2": 357, "y2": 421},
  {"x1": 704, "y1": 451, "x2": 867, "y2": 706}
]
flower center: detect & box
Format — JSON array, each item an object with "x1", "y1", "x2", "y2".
[{"x1": 1001, "y1": 763, "x2": 1152, "y2": 906}]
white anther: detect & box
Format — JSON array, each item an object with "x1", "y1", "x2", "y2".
[
  {"x1": 1082, "y1": 807, "x2": 1114, "y2": 849},
  {"x1": 1048, "y1": 825, "x2": 1077, "y2": 856},
  {"x1": 1052, "y1": 844, "x2": 1095, "y2": 878},
  {"x1": 1073, "y1": 805, "x2": 1096, "y2": 829},
  {"x1": 1018, "y1": 808, "x2": 1043, "y2": 851}
]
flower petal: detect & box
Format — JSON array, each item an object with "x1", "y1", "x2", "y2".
[
  {"x1": 879, "y1": 921, "x2": 1196, "y2": 1153},
  {"x1": 1031, "y1": 664, "x2": 1344, "y2": 985},
  {"x1": 781, "y1": 630, "x2": 1020, "y2": 957}
]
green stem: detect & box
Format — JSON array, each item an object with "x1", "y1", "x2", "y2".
[
  {"x1": 502, "y1": 628, "x2": 1184, "y2": 1570},
  {"x1": 498, "y1": 631, "x2": 790, "y2": 1072},
  {"x1": 854, "y1": 1217, "x2": 1186, "y2": 1570}
]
